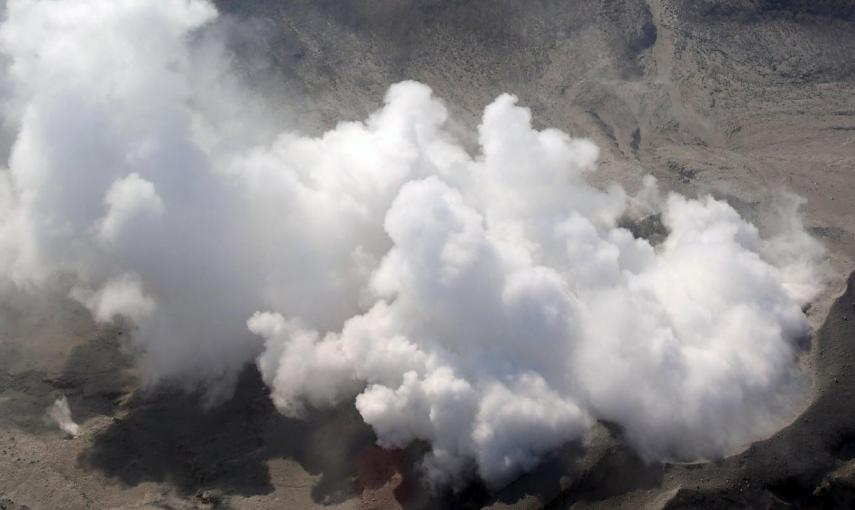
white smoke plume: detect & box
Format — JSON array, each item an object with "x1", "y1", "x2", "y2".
[
  {"x1": 46, "y1": 395, "x2": 80, "y2": 438},
  {"x1": 0, "y1": 0, "x2": 826, "y2": 487}
]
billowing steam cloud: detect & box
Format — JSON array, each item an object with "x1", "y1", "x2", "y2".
[{"x1": 0, "y1": 0, "x2": 826, "y2": 487}]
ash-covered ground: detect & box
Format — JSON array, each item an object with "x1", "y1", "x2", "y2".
[{"x1": 1, "y1": 1, "x2": 855, "y2": 509}]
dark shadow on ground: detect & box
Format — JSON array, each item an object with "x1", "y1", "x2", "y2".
[
  {"x1": 0, "y1": 281, "x2": 131, "y2": 435},
  {"x1": 549, "y1": 443, "x2": 664, "y2": 508},
  {"x1": 53, "y1": 325, "x2": 135, "y2": 422},
  {"x1": 78, "y1": 366, "x2": 377, "y2": 503},
  {"x1": 483, "y1": 423, "x2": 663, "y2": 510},
  {"x1": 0, "y1": 325, "x2": 134, "y2": 435}
]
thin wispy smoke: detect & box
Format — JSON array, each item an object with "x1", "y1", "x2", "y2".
[
  {"x1": 0, "y1": 0, "x2": 826, "y2": 486},
  {"x1": 46, "y1": 395, "x2": 80, "y2": 438}
]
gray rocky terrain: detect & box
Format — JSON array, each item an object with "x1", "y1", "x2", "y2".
[{"x1": 1, "y1": 1, "x2": 854, "y2": 508}]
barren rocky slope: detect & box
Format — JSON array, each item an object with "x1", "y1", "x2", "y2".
[{"x1": 1, "y1": 1, "x2": 854, "y2": 509}]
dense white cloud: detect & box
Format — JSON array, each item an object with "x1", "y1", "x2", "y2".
[
  {"x1": 0, "y1": 0, "x2": 826, "y2": 487},
  {"x1": 96, "y1": 173, "x2": 165, "y2": 244}
]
